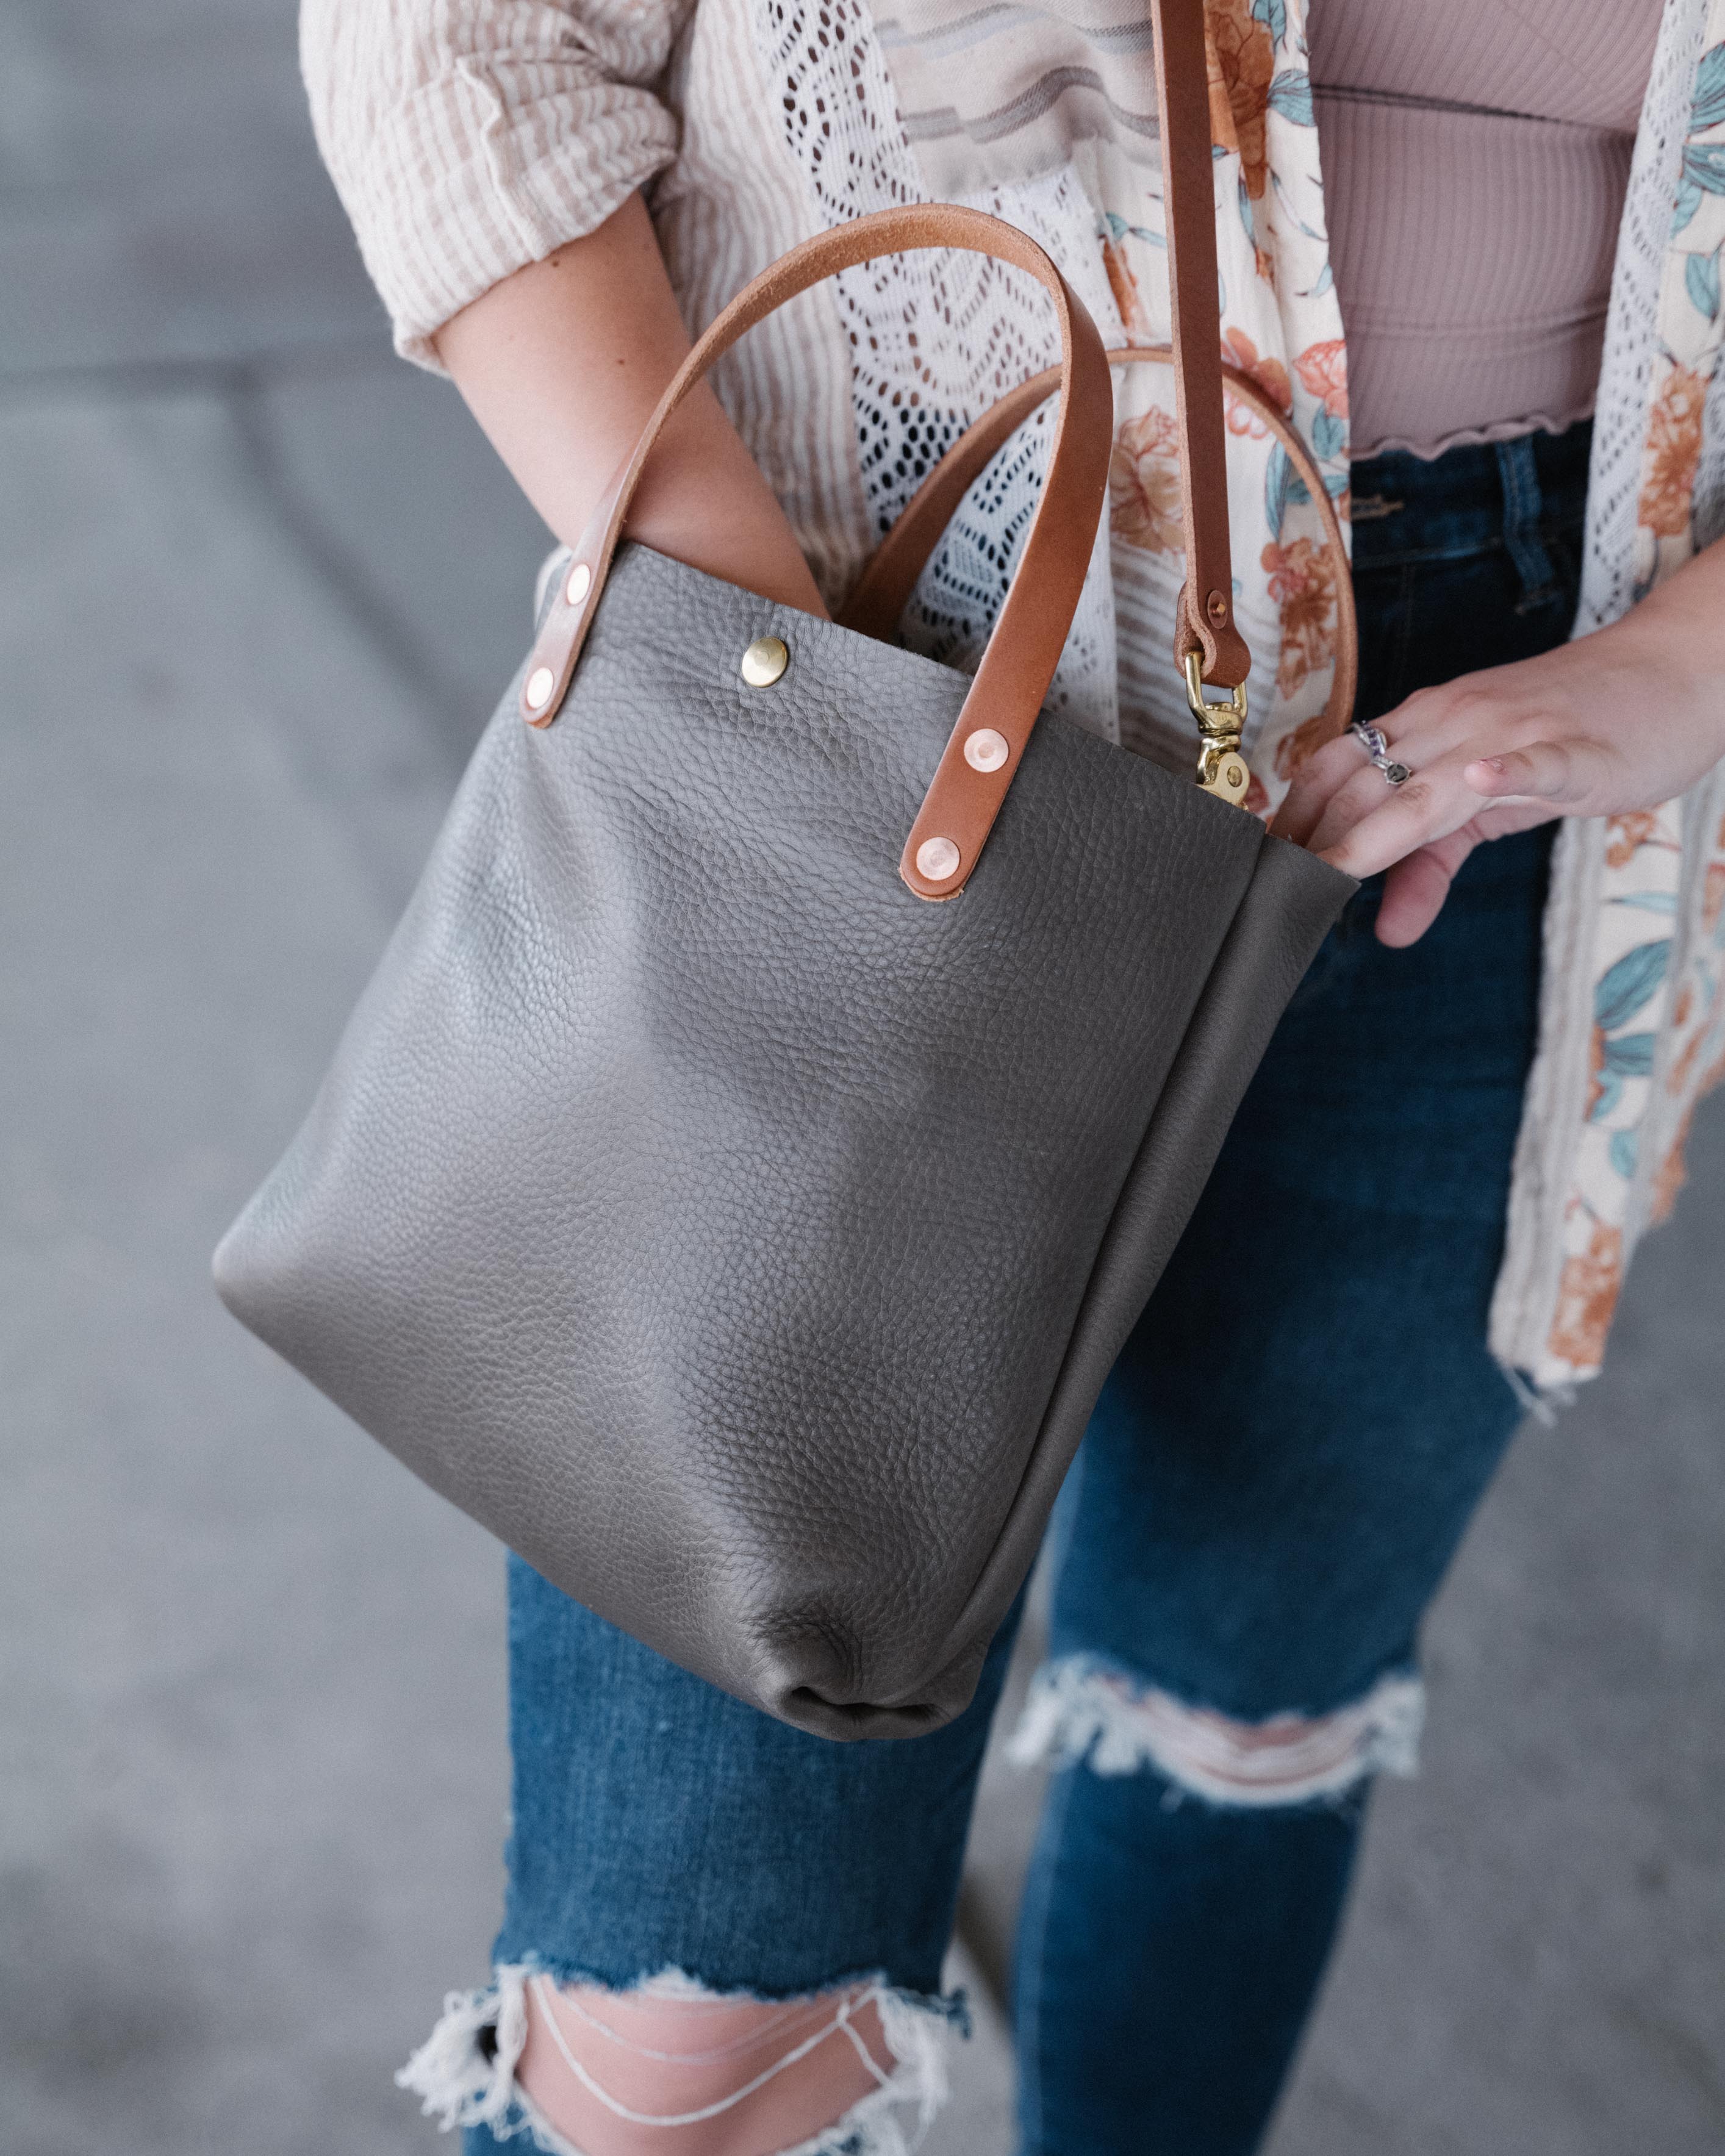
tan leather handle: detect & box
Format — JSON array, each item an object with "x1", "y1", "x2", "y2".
[
  {"x1": 841, "y1": 348, "x2": 1358, "y2": 745},
  {"x1": 1150, "y1": 0, "x2": 1250, "y2": 688},
  {"x1": 518, "y1": 203, "x2": 1113, "y2": 899}
]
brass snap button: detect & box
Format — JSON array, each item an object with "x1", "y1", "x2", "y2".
[
  {"x1": 739, "y1": 635, "x2": 789, "y2": 687},
  {"x1": 915, "y1": 836, "x2": 961, "y2": 882}
]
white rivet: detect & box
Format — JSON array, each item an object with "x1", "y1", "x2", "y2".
[
  {"x1": 740, "y1": 634, "x2": 789, "y2": 687},
  {"x1": 963, "y1": 728, "x2": 1010, "y2": 772},
  {"x1": 525, "y1": 665, "x2": 555, "y2": 710},
  {"x1": 916, "y1": 836, "x2": 961, "y2": 883},
  {"x1": 565, "y1": 561, "x2": 592, "y2": 608}
]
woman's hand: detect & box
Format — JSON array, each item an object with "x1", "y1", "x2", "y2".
[
  {"x1": 435, "y1": 192, "x2": 829, "y2": 620},
  {"x1": 1271, "y1": 535, "x2": 1725, "y2": 946}
]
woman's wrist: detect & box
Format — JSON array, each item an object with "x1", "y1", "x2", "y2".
[
  {"x1": 1599, "y1": 536, "x2": 1725, "y2": 718},
  {"x1": 619, "y1": 387, "x2": 830, "y2": 616},
  {"x1": 434, "y1": 194, "x2": 828, "y2": 620}
]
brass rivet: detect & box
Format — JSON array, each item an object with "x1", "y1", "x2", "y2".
[
  {"x1": 916, "y1": 836, "x2": 961, "y2": 882},
  {"x1": 1226, "y1": 760, "x2": 1245, "y2": 787},
  {"x1": 565, "y1": 561, "x2": 592, "y2": 608},
  {"x1": 1206, "y1": 589, "x2": 1229, "y2": 624},
  {"x1": 525, "y1": 665, "x2": 555, "y2": 710},
  {"x1": 963, "y1": 728, "x2": 1010, "y2": 773},
  {"x1": 739, "y1": 634, "x2": 789, "y2": 687}
]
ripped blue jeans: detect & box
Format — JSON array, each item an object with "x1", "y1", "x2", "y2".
[{"x1": 448, "y1": 421, "x2": 1590, "y2": 2155}]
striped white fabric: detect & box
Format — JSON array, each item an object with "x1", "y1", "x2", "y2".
[
  {"x1": 301, "y1": 0, "x2": 689, "y2": 367},
  {"x1": 301, "y1": 0, "x2": 872, "y2": 601}
]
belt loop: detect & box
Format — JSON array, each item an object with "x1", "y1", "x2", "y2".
[{"x1": 1495, "y1": 435, "x2": 1560, "y2": 612}]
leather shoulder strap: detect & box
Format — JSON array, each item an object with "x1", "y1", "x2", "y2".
[{"x1": 1151, "y1": 0, "x2": 1250, "y2": 689}]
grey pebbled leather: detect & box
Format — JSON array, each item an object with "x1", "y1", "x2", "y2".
[{"x1": 215, "y1": 544, "x2": 1354, "y2": 1738}]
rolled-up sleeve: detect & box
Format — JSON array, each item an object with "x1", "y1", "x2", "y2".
[{"x1": 302, "y1": 0, "x2": 687, "y2": 367}]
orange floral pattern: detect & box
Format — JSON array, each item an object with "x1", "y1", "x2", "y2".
[
  {"x1": 1222, "y1": 328, "x2": 1292, "y2": 437},
  {"x1": 1583, "y1": 1022, "x2": 1607, "y2": 1121},
  {"x1": 1704, "y1": 861, "x2": 1725, "y2": 934},
  {"x1": 1295, "y1": 340, "x2": 1349, "y2": 420},
  {"x1": 1650, "y1": 1114, "x2": 1694, "y2": 1227},
  {"x1": 1604, "y1": 809, "x2": 1665, "y2": 867},
  {"x1": 1205, "y1": 0, "x2": 1274, "y2": 201},
  {"x1": 1261, "y1": 537, "x2": 1338, "y2": 697},
  {"x1": 1101, "y1": 232, "x2": 1155, "y2": 344},
  {"x1": 1547, "y1": 1219, "x2": 1626, "y2": 1373},
  {"x1": 1666, "y1": 1024, "x2": 1704, "y2": 1100},
  {"x1": 1637, "y1": 362, "x2": 1709, "y2": 539},
  {"x1": 1110, "y1": 407, "x2": 1184, "y2": 554}
]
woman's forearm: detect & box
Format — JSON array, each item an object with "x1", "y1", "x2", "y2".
[{"x1": 434, "y1": 192, "x2": 828, "y2": 618}]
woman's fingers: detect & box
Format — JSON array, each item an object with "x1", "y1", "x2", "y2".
[
  {"x1": 1372, "y1": 831, "x2": 1477, "y2": 947},
  {"x1": 1315, "y1": 741, "x2": 1536, "y2": 878},
  {"x1": 1462, "y1": 737, "x2": 1612, "y2": 806},
  {"x1": 1269, "y1": 730, "x2": 1372, "y2": 845},
  {"x1": 1314, "y1": 732, "x2": 1623, "y2": 882},
  {"x1": 1304, "y1": 756, "x2": 1416, "y2": 856}
]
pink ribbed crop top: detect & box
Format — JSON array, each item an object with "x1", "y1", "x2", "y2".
[{"x1": 1308, "y1": 0, "x2": 1664, "y2": 459}]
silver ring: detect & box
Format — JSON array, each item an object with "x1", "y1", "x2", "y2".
[
  {"x1": 1350, "y1": 719, "x2": 1411, "y2": 787},
  {"x1": 1350, "y1": 720, "x2": 1388, "y2": 761}
]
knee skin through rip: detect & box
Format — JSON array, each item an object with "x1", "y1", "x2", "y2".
[
  {"x1": 1008, "y1": 1657, "x2": 1426, "y2": 1804},
  {"x1": 396, "y1": 1964, "x2": 950, "y2": 2156},
  {"x1": 515, "y1": 1975, "x2": 897, "y2": 2156}
]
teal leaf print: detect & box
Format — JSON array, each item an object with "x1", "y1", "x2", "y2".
[
  {"x1": 1610, "y1": 1128, "x2": 1640, "y2": 1180},
  {"x1": 1672, "y1": 143, "x2": 1725, "y2": 235},
  {"x1": 1239, "y1": 173, "x2": 1255, "y2": 243},
  {"x1": 1593, "y1": 941, "x2": 1671, "y2": 1033},
  {"x1": 1102, "y1": 213, "x2": 1163, "y2": 248},
  {"x1": 1266, "y1": 71, "x2": 1315, "y2": 126},
  {"x1": 1691, "y1": 41, "x2": 1725, "y2": 131},
  {"x1": 1266, "y1": 445, "x2": 1290, "y2": 532},
  {"x1": 1271, "y1": 170, "x2": 1325, "y2": 242},
  {"x1": 1610, "y1": 891, "x2": 1679, "y2": 914},
  {"x1": 1686, "y1": 249, "x2": 1721, "y2": 321},
  {"x1": 1264, "y1": 443, "x2": 1311, "y2": 534},
  {"x1": 1601, "y1": 1031, "x2": 1657, "y2": 1078},
  {"x1": 1311, "y1": 407, "x2": 1347, "y2": 461},
  {"x1": 1252, "y1": 0, "x2": 1288, "y2": 49}
]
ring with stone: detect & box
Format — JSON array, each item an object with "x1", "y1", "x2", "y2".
[{"x1": 1350, "y1": 718, "x2": 1411, "y2": 787}]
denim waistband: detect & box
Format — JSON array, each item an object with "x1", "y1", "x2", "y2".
[{"x1": 1348, "y1": 421, "x2": 1593, "y2": 602}]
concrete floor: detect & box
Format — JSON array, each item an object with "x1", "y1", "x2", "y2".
[{"x1": 3, "y1": 6, "x2": 1722, "y2": 2152}]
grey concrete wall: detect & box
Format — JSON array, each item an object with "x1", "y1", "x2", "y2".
[{"x1": 3, "y1": 7, "x2": 1721, "y2": 2152}]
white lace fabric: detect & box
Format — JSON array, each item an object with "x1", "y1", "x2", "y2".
[{"x1": 760, "y1": 0, "x2": 1130, "y2": 737}]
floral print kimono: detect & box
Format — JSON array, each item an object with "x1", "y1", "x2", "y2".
[{"x1": 879, "y1": 0, "x2": 1725, "y2": 1393}]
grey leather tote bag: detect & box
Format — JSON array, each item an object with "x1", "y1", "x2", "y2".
[{"x1": 214, "y1": 18, "x2": 1355, "y2": 1742}]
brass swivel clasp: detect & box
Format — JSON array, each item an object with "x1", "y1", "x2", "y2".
[{"x1": 1183, "y1": 650, "x2": 1252, "y2": 808}]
